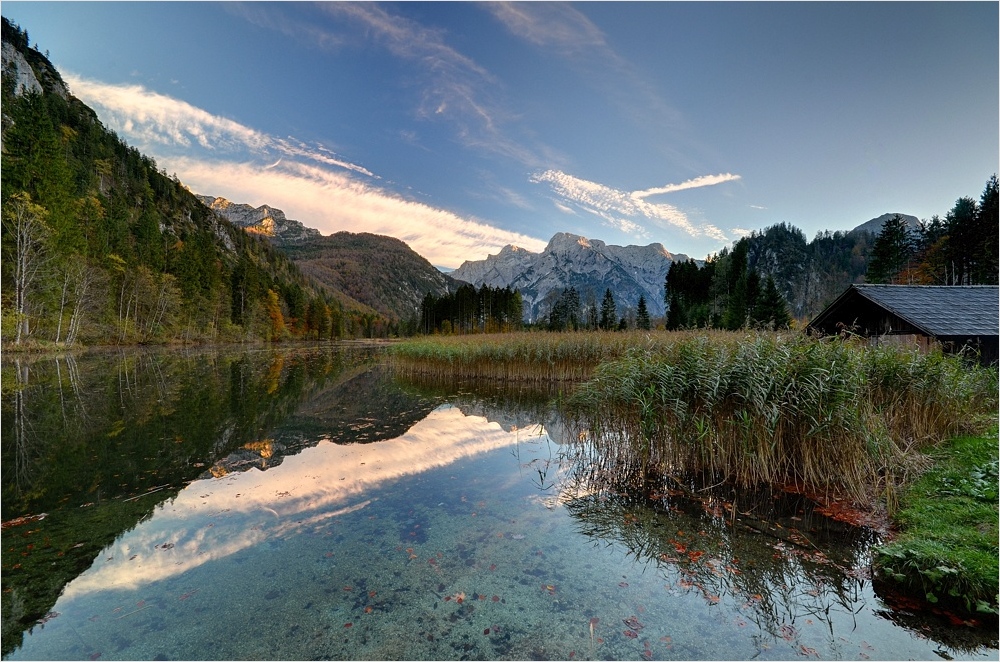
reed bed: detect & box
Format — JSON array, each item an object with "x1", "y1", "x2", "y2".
[
  {"x1": 389, "y1": 330, "x2": 711, "y2": 383},
  {"x1": 390, "y1": 331, "x2": 996, "y2": 504},
  {"x1": 567, "y1": 333, "x2": 997, "y2": 506}
]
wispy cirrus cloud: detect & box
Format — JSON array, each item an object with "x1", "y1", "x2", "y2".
[
  {"x1": 233, "y1": 2, "x2": 550, "y2": 169},
  {"x1": 633, "y1": 173, "x2": 742, "y2": 199},
  {"x1": 66, "y1": 75, "x2": 375, "y2": 177},
  {"x1": 65, "y1": 74, "x2": 545, "y2": 268},
  {"x1": 532, "y1": 169, "x2": 733, "y2": 242},
  {"x1": 486, "y1": 2, "x2": 684, "y2": 130},
  {"x1": 485, "y1": 2, "x2": 608, "y2": 56}
]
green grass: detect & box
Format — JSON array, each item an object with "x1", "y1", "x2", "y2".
[{"x1": 873, "y1": 433, "x2": 999, "y2": 617}]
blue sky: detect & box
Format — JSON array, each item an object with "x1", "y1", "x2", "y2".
[{"x1": 4, "y1": 2, "x2": 997, "y2": 268}]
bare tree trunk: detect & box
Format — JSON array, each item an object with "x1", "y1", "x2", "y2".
[
  {"x1": 54, "y1": 271, "x2": 70, "y2": 343},
  {"x1": 3, "y1": 195, "x2": 50, "y2": 345},
  {"x1": 55, "y1": 356, "x2": 67, "y2": 426},
  {"x1": 66, "y1": 267, "x2": 94, "y2": 346},
  {"x1": 65, "y1": 354, "x2": 89, "y2": 421}
]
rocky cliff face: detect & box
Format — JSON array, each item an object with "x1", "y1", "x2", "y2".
[
  {"x1": 197, "y1": 195, "x2": 321, "y2": 245},
  {"x1": 1, "y1": 42, "x2": 42, "y2": 97},
  {"x1": 451, "y1": 232, "x2": 691, "y2": 321}
]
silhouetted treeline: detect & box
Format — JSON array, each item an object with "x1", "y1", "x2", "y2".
[
  {"x1": 867, "y1": 176, "x2": 998, "y2": 285},
  {"x1": 420, "y1": 284, "x2": 523, "y2": 334}
]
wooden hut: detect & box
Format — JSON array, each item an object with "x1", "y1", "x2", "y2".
[{"x1": 807, "y1": 284, "x2": 999, "y2": 365}]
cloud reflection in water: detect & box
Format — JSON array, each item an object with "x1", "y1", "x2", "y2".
[{"x1": 62, "y1": 405, "x2": 546, "y2": 598}]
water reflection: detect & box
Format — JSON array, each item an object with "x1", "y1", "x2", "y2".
[
  {"x1": 2, "y1": 349, "x2": 996, "y2": 660},
  {"x1": 1, "y1": 345, "x2": 392, "y2": 655},
  {"x1": 63, "y1": 405, "x2": 547, "y2": 599},
  {"x1": 550, "y1": 415, "x2": 997, "y2": 656}
]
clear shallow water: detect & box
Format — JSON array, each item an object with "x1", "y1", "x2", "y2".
[{"x1": 3, "y1": 346, "x2": 996, "y2": 660}]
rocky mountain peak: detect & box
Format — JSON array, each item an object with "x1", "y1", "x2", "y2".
[
  {"x1": 545, "y1": 232, "x2": 595, "y2": 252},
  {"x1": 1, "y1": 35, "x2": 69, "y2": 100},
  {"x1": 451, "y1": 232, "x2": 693, "y2": 322},
  {"x1": 197, "y1": 195, "x2": 320, "y2": 245}
]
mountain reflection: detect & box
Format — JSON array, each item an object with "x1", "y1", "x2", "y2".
[
  {"x1": 0, "y1": 345, "x2": 422, "y2": 654},
  {"x1": 63, "y1": 405, "x2": 546, "y2": 598}
]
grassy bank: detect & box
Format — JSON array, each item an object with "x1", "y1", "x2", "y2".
[{"x1": 874, "y1": 433, "x2": 999, "y2": 618}]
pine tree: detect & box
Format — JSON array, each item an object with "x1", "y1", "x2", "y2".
[
  {"x1": 636, "y1": 294, "x2": 651, "y2": 330},
  {"x1": 867, "y1": 214, "x2": 914, "y2": 284},
  {"x1": 973, "y1": 175, "x2": 998, "y2": 284},
  {"x1": 599, "y1": 288, "x2": 616, "y2": 331},
  {"x1": 754, "y1": 276, "x2": 791, "y2": 329},
  {"x1": 944, "y1": 198, "x2": 978, "y2": 285}
]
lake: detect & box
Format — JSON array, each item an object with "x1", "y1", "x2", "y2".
[{"x1": 2, "y1": 344, "x2": 996, "y2": 660}]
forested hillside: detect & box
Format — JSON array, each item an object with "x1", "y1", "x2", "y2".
[
  {"x1": 665, "y1": 177, "x2": 999, "y2": 329},
  {"x1": 0, "y1": 18, "x2": 348, "y2": 345},
  {"x1": 282, "y1": 231, "x2": 464, "y2": 337}
]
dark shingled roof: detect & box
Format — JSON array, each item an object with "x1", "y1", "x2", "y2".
[{"x1": 811, "y1": 285, "x2": 999, "y2": 338}]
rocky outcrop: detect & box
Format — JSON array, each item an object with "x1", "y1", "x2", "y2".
[
  {"x1": 1, "y1": 42, "x2": 42, "y2": 97},
  {"x1": 451, "y1": 232, "x2": 692, "y2": 321},
  {"x1": 197, "y1": 195, "x2": 321, "y2": 245}
]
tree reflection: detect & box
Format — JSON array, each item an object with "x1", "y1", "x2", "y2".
[{"x1": 0, "y1": 345, "x2": 384, "y2": 655}]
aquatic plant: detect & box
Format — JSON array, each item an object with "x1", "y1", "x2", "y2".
[
  {"x1": 566, "y1": 333, "x2": 997, "y2": 506},
  {"x1": 390, "y1": 330, "x2": 719, "y2": 383},
  {"x1": 391, "y1": 331, "x2": 997, "y2": 505}
]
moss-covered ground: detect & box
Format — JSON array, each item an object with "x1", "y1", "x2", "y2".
[{"x1": 874, "y1": 432, "x2": 999, "y2": 618}]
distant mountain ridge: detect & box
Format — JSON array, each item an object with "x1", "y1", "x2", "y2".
[
  {"x1": 451, "y1": 232, "x2": 693, "y2": 321},
  {"x1": 850, "y1": 213, "x2": 920, "y2": 236},
  {"x1": 283, "y1": 231, "x2": 462, "y2": 322}
]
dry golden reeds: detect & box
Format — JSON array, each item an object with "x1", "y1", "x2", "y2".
[{"x1": 568, "y1": 333, "x2": 996, "y2": 507}]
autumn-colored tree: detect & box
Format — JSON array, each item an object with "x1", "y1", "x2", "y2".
[{"x1": 266, "y1": 289, "x2": 285, "y2": 341}]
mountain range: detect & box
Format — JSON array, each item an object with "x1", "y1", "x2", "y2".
[
  {"x1": 1, "y1": 14, "x2": 932, "y2": 340},
  {"x1": 202, "y1": 189, "x2": 923, "y2": 325},
  {"x1": 451, "y1": 233, "x2": 693, "y2": 321}
]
